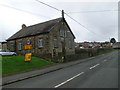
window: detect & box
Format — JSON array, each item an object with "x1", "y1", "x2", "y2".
[
  {"x1": 64, "y1": 30, "x2": 67, "y2": 37},
  {"x1": 69, "y1": 40, "x2": 72, "y2": 49},
  {"x1": 38, "y1": 38, "x2": 43, "y2": 48},
  {"x1": 10, "y1": 42, "x2": 15, "y2": 51},
  {"x1": 18, "y1": 41, "x2": 22, "y2": 50},
  {"x1": 60, "y1": 29, "x2": 64, "y2": 37},
  {"x1": 54, "y1": 38, "x2": 58, "y2": 48}
]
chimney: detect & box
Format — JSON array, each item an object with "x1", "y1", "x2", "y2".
[{"x1": 22, "y1": 24, "x2": 27, "y2": 29}]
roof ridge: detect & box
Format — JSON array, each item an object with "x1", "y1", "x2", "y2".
[{"x1": 25, "y1": 17, "x2": 62, "y2": 29}]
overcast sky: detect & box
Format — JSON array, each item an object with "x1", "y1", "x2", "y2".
[{"x1": 0, "y1": 0, "x2": 119, "y2": 42}]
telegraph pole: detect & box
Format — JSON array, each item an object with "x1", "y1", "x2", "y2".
[{"x1": 62, "y1": 10, "x2": 64, "y2": 18}]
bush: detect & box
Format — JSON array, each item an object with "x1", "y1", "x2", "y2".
[{"x1": 75, "y1": 48, "x2": 98, "y2": 57}]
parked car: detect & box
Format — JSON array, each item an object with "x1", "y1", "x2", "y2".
[{"x1": 0, "y1": 49, "x2": 17, "y2": 56}]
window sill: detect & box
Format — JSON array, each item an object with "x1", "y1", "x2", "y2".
[{"x1": 38, "y1": 47, "x2": 43, "y2": 49}]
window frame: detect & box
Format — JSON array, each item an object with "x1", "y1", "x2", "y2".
[
  {"x1": 68, "y1": 39, "x2": 72, "y2": 49},
  {"x1": 10, "y1": 42, "x2": 15, "y2": 51},
  {"x1": 18, "y1": 41, "x2": 22, "y2": 51},
  {"x1": 38, "y1": 38, "x2": 43, "y2": 48},
  {"x1": 60, "y1": 29, "x2": 64, "y2": 37},
  {"x1": 54, "y1": 38, "x2": 58, "y2": 48}
]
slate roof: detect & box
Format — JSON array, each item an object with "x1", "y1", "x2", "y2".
[{"x1": 7, "y1": 17, "x2": 75, "y2": 41}]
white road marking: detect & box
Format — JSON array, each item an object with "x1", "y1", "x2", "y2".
[
  {"x1": 89, "y1": 64, "x2": 100, "y2": 69},
  {"x1": 90, "y1": 57, "x2": 95, "y2": 59},
  {"x1": 104, "y1": 60, "x2": 107, "y2": 61},
  {"x1": 54, "y1": 72, "x2": 84, "y2": 88},
  {"x1": 102, "y1": 59, "x2": 107, "y2": 63}
]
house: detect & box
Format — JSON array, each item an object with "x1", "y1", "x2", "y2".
[
  {"x1": 75, "y1": 41, "x2": 100, "y2": 49},
  {"x1": 1, "y1": 41, "x2": 7, "y2": 50},
  {"x1": 6, "y1": 12, "x2": 75, "y2": 62},
  {"x1": 112, "y1": 42, "x2": 120, "y2": 49},
  {"x1": 100, "y1": 41, "x2": 112, "y2": 48}
]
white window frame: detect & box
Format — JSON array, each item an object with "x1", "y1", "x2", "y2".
[
  {"x1": 69, "y1": 40, "x2": 72, "y2": 49},
  {"x1": 54, "y1": 38, "x2": 58, "y2": 48},
  {"x1": 18, "y1": 41, "x2": 22, "y2": 51},
  {"x1": 60, "y1": 29, "x2": 64, "y2": 37},
  {"x1": 38, "y1": 38, "x2": 43, "y2": 48},
  {"x1": 10, "y1": 42, "x2": 15, "y2": 51}
]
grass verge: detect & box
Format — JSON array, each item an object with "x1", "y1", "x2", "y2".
[
  {"x1": 97, "y1": 48, "x2": 117, "y2": 55},
  {"x1": 2, "y1": 56, "x2": 55, "y2": 75}
]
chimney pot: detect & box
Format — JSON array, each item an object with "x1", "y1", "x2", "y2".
[{"x1": 22, "y1": 24, "x2": 27, "y2": 29}]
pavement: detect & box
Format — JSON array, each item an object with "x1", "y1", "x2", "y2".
[{"x1": 2, "y1": 50, "x2": 119, "y2": 88}]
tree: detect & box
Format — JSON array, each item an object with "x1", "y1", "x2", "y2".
[{"x1": 110, "y1": 38, "x2": 116, "y2": 43}]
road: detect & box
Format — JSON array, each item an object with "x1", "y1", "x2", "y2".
[{"x1": 3, "y1": 51, "x2": 118, "y2": 88}]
